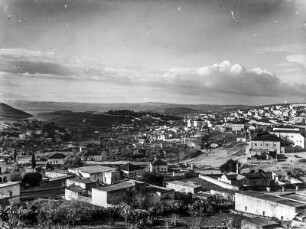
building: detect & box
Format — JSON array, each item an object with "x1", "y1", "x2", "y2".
[
  {"x1": 235, "y1": 191, "x2": 306, "y2": 221},
  {"x1": 270, "y1": 128, "x2": 305, "y2": 149},
  {"x1": 65, "y1": 178, "x2": 98, "y2": 202},
  {"x1": 149, "y1": 159, "x2": 168, "y2": 173},
  {"x1": 120, "y1": 163, "x2": 147, "y2": 178},
  {"x1": 218, "y1": 173, "x2": 246, "y2": 187},
  {"x1": 0, "y1": 160, "x2": 10, "y2": 183},
  {"x1": 92, "y1": 180, "x2": 143, "y2": 207},
  {"x1": 249, "y1": 133, "x2": 282, "y2": 154},
  {"x1": 166, "y1": 180, "x2": 202, "y2": 194},
  {"x1": 0, "y1": 181, "x2": 20, "y2": 205},
  {"x1": 66, "y1": 177, "x2": 98, "y2": 190},
  {"x1": 82, "y1": 151, "x2": 102, "y2": 161},
  {"x1": 145, "y1": 185, "x2": 174, "y2": 204},
  {"x1": 47, "y1": 153, "x2": 66, "y2": 165},
  {"x1": 68, "y1": 165, "x2": 120, "y2": 184}
]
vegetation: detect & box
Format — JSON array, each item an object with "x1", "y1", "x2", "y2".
[
  {"x1": 142, "y1": 172, "x2": 164, "y2": 186},
  {"x1": 21, "y1": 173, "x2": 42, "y2": 187},
  {"x1": 220, "y1": 159, "x2": 240, "y2": 173}
]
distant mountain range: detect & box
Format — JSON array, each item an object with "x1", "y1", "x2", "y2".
[
  {"x1": 8, "y1": 100, "x2": 251, "y2": 116},
  {"x1": 0, "y1": 103, "x2": 32, "y2": 120}
]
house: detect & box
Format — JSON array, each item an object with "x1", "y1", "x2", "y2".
[
  {"x1": 0, "y1": 181, "x2": 20, "y2": 206},
  {"x1": 47, "y1": 153, "x2": 66, "y2": 165},
  {"x1": 149, "y1": 159, "x2": 168, "y2": 173},
  {"x1": 92, "y1": 180, "x2": 144, "y2": 207},
  {"x1": 65, "y1": 178, "x2": 98, "y2": 202},
  {"x1": 270, "y1": 128, "x2": 305, "y2": 148},
  {"x1": 68, "y1": 165, "x2": 120, "y2": 184},
  {"x1": 0, "y1": 160, "x2": 10, "y2": 183},
  {"x1": 145, "y1": 185, "x2": 174, "y2": 204},
  {"x1": 235, "y1": 191, "x2": 306, "y2": 221},
  {"x1": 218, "y1": 172, "x2": 246, "y2": 187},
  {"x1": 249, "y1": 133, "x2": 282, "y2": 154},
  {"x1": 82, "y1": 151, "x2": 102, "y2": 161},
  {"x1": 66, "y1": 177, "x2": 98, "y2": 190},
  {"x1": 166, "y1": 180, "x2": 202, "y2": 194},
  {"x1": 242, "y1": 171, "x2": 273, "y2": 189},
  {"x1": 120, "y1": 163, "x2": 147, "y2": 178}
]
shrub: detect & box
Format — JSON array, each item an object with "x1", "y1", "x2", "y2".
[{"x1": 21, "y1": 173, "x2": 42, "y2": 187}]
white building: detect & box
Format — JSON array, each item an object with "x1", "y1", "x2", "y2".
[
  {"x1": 235, "y1": 191, "x2": 306, "y2": 221},
  {"x1": 47, "y1": 153, "x2": 66, "y2": 165},
  {"x1": 149, "y1": 159, "x2": 168, "y2": 173},
  {"x1": 166, "y1": 180, "x2": 201, "y2": 194},
  {"x1": 249, "y1": 133, "x2": 282, "y2": 154},
  {"x1": 270, "y1": 128, "x2": 305, "y2": 148},
  {"x1": 68, "y1": 165, "x2": 120, "y2": 184},
  {"x1": 0, "y1": 181, "x2": 20, "y2": 204}
]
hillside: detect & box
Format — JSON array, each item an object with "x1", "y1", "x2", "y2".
[
  {"x1": 10, "y1": 100, "x2": 251, "y2": 116},
  {"x1": 36, "y1": 110, "x2": 182, "y2": 130},
  {"x1": 0, "y1": 103, "x2": 32, "y2": 120}
]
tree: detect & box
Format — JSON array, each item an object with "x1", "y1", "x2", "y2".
[
  {"x1": 62, "y1": 153, "x2": 83, "y2": 169},
  {"x1": 22, "y1": 173, "x2": 42, "y2": 187},
  {"x1": 31, "y1": 153, "x2": 36, "y2": 169},
  {"x1": 142, "y1": 172, "x2": 164, "y2": 186},
  {"x1": 220, "y1": 159, "x2": 240, "y2": 173}
]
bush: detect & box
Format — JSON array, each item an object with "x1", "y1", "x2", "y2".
[{"x1": 21, "y1": 173, "x2": 42, "y2": 187}]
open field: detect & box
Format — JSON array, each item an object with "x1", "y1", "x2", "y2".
[
  {"x1": 182, "y1": 142, "x2": 248, "y2": 169},
  {"x1": 240, "y1": 151, "x2": 306, "y2": 175}
]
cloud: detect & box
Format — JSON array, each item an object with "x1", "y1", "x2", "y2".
[
  {"x1": 1, "y1": 48, "x2": 306, "y2": 101},
  {"x1": 286, "y1": 54, "x2": 306, "y2": 68}
]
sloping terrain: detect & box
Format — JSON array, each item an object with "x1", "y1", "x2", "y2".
[
  {"x1": 0, "y1": 103, "x2": 32, "y2": 120},
  {"x1": 11, "y1": 100, "x2": 251, "y2": 116}
]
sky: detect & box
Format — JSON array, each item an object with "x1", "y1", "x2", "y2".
[{"x1": 0, "y1": 0, "x2": 306, "y2": 105}]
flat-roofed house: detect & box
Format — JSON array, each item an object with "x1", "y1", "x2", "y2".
[
  {"x1": 92, "y1": 180, "x2": 144, "y2": 207},
  {"x1": 0, "y1": 181, "x2": 20, "y2": 206},
  {"x1": 166, "y1": 180, "x2": 202, "y2": 194},
  {"x1": 68, "y1": 165, "x2": 120, "y2": 184},
  {"x1": 120, "y1": 163, "x2": 147, "y2": 178},
  {"x1": 145, "y1": 185, "x2": 174, "y2": 204},
  {"x1": 270, "y1": 128, "x2": 305, "y2": 148},
  {"x1": 65, "y1": 178, "x2": 98, "y2": 202},
  {"x1": 249, "y1": 133, "x2": 282, "y2": 154},
  {"x1": 235, "y1": 191, "x2": 306, "y2": 221}
]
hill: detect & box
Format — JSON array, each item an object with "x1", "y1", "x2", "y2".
[
  {"x1": 0, "y1": 103, "x2": 32, "y2": 120},
  {"x1": 36, "y1": 110, "x2": 182, "y2": 130},
  {"x1": 9, "y1": 100, "x2": 251, "y2": 116}
]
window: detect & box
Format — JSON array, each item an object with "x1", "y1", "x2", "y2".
[{"x1": 9, "y1": 191, "x2": 12, "y2": 197}]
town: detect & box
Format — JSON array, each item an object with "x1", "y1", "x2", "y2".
[{"x1": 1, "y1": 102, "x2": 306, "y2": 228}]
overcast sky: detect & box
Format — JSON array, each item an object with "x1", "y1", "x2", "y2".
[{"x1": 0, "y1": 0, "x2": 306, "y2": 105}]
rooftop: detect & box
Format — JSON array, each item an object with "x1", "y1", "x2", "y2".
[
  {"x1": 0, "y1": 181, "x2": 20, "y2": 188},
  {"x1": 76, "y1": 165, "x2": 117, "y2": 174},
  {"x1": 167, "y1": 180, "x2": 202, "y2": 188},
  {"x1": 145, "y1": 185, "x2": 174, "y2": 193},
  {"x1": 252, "y1": 133, "x2": 281, "y2": 142},
  {"x1": 151, "y1": 159, "x2": 167, "y2": 166},
  {"x1": 121, "y1": 163, "x2": 143, "y2": 172},
  {"x1": 68, "y1": 177, "x2": 97, "y2": 184},
  {"x1": 237, "y1": 191, "x2": 306, "y2": 208},
  {"x1": 94, "y1": 180, "x2": 135, "y2": 192},
  {"x1": 48, "y1": 153, "x2": 66, "y2": 159}
]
